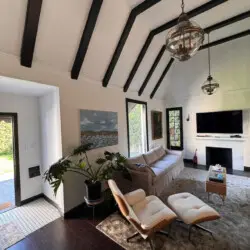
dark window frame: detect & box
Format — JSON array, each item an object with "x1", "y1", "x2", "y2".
[
  {"x1": 125, "y1": 98, "x2": 149, "y2": 157},
  {"x1": 0, "y1": 112, "x2": 21, "y2": 206},
  {"x1": 166, "y1": 107, "x2": 183, "y2": 151}
]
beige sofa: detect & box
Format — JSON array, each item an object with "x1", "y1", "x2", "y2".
[{"x1": 121, "y1": 146, "x2": 184, "y2": 196}]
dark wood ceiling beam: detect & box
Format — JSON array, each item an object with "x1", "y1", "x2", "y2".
[
  {"x1": 102, "y1": 0, "x2": 161, "y2": 87},
  {"x1": 123, "y1": 0, "x2": 227, "y2": 92},
  {"x1": 205, "y1": 10, "x2": 250, "y2": 33},
  {"x1": 71, "y1": 0, "x2": 103, "y2": 80},
  {"x1": 200, "y1": 29, "x2": 250, "y2": 51},
  {"x1": 138, "y1": 45, "x2": 165, "y2": 96},
  {"x1": 21, "y1": 0, "x2": 43, "y2": 67},
  {"x1": 150, "y1": 58, "x2": 174, "y2": 99}
]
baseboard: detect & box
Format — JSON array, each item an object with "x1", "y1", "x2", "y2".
[
  {"x1": 244, "y1": 166, "x2": 250, "y2": 172},
  {"x1": 184, "y1": 158, "x2": 193, "y2": 164},
  {"x1": 20, "y1": 193, "x2": 44, "y2": 205},
  {"x1": 63, "y1": 202, "x2": 86, "y2": 219},
  {"x1": 43, "y1": 194, "x2": 63, "y2": 216}
]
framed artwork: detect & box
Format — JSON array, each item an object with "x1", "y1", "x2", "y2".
[
  {"x1": 80, "y1": 110, "x2": 118, "y2": 149},
  {"x1": 151, "y1": 111, "x2": 163, "y2": 140},
  {"x1": 166, "y1": 107, "x2": 183, "y2": 150}
]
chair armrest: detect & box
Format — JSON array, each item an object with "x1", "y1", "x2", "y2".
[{"x1": 124, "y1": 189, "x2": 146, "y2": 206}]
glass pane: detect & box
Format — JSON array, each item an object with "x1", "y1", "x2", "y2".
[
  {"x1": 168, "y1": 108, "x2": 182, "y2": 148},
  {"x1": 128, "y1": 103, "x2": 147, "y2": 156},
  {"x1": 169, "y1": 111, "x2": 175, "y2": 116},
  {"x1": 174, "y1": 110, "x2": 180, "y2": 116}
]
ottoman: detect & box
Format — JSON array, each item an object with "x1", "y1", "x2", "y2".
[{"x1": 168, "y1": 192, "x2": 220, "y2": 240}]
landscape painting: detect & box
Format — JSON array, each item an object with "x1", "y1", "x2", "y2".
[{"x1": 80, "y1": 110, "x2": 118, "y2": 149}]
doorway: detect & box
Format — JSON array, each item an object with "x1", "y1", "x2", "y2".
[
  {"x1": 126, "y1": 99, "x2": 149, "y2": 157},
  {"x1": 0, "y1": 113, "x2": 20, "y2": 213}
]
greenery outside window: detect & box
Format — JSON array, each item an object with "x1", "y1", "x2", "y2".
[{"x1": 166, "y1": 107, "x2": 183, "y2": 150}]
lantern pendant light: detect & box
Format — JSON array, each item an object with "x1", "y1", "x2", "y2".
[
  {"x1": 166, "y1": 0, "x2": 204, "y2": 61},
  {"x1": 201, "y1": 33, "x2": 219, "y2": 95}
]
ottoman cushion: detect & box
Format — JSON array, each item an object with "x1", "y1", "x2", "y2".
[{"x1": 167, "y1": 192, "x2": 220, "y2": 225}]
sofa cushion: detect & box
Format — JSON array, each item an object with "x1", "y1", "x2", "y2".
[
  {"x1": 150, "y1": 154, "x2": 180, "y2": 177},
  {"x1": 126, "y1": 155, "x2": 146, "y2": 166},
  {"x1": 126, "y1": 155, "x2": 155, "y2": 175},
  {"x1": 154, "y1": 146, "x2": 166, "y2": 159},
  {"x1": 143, "y1": 150, "x2": 158, "y2": 165}
]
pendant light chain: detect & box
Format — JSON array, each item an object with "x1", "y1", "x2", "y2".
[
  {"x1": 208, "y1": 33, "x2": 211, "y2": 77},
  {"x1": 181, "y1": 0, "x2": 185, "y2": 13}
]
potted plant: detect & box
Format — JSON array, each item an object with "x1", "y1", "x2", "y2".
[{"x1": 44, "y1": 143, "x2": 131, "y2": 201}]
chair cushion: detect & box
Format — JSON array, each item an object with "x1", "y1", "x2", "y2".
[
  {"x1": 125, "y1": 189, "x2": 146, "y2": 206},
  {"x1": 154, "y1": 146, "x2": 166, "y2": 159},
  {"x1": 168, "y1": 192, "x2": 220, "y2": 225},
  {"x1": 143, "y1": 150, "x2": 159, "y2": 165},
  {"x1": 133, "y1": 195, "x2": 177, "y2": 230}
]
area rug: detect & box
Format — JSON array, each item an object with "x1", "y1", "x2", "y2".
[
  {"x1": 0, "y1": 198, "x2": 61, "y2": 249},
  {"x1": 0, "y1": 222, "x2": 24, "y2": 250},
  {"x1": 96, "y1": 168, "x2": 250, "y2": 250}
]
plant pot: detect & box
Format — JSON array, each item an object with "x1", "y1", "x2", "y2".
[{"x1": 84, "y1": 180, "x2": 102, "y2": 201}]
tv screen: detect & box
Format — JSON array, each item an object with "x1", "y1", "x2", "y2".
[{"x1": 196, "y1": 110, "x2": 243, "y2": 134}]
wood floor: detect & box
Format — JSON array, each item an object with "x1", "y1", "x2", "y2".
[
  {"x1": 9, "y1": 202, "x2": 123, "y2": 250},
  {"x1": 9, "y1": 218, "x2": 122, "y2": 250}
]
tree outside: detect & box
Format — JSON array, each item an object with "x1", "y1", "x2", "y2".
[
  {"x1": 0, "y1": 120, "x2": 14, "y2": 176},
  {"x1": 129, "y1": 104, "x2": 143, "y2": 156}
]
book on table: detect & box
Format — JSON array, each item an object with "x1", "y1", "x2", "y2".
[{"x1": 209, "y1": 172, "x2": 224, "y2": 183}]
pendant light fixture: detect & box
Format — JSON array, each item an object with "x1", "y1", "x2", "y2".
[
  {"x1": 201, "y1": 33, "x2": 219, "y2": 95},
  {"x1": 166, "y1": 0, "x2": 204, "y2": 61}
]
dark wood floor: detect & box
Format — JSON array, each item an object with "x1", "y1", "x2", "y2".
[
  {"x1": 8, "y1": 165, "x2": 250, "y2": 249},
  {"x1": 9, "y1": 202, "x2": 123, "y2": 250}
]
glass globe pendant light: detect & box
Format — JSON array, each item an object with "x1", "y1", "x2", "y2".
[
  {"x1": 201, "y1": 33, "x2": 219, "y2": 95},
  {"x1": 166, "y1": 0, "x2": 204, "y2": 61}
]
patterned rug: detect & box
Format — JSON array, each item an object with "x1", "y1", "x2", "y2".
[
  {"x1": 96, "y1": 168, "x2": 250, "y2": 250},
  {"x1": 0, "y1": 198, "x2": 61, "y2": 250}
]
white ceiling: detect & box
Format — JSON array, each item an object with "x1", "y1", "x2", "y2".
[
  {"x1": 0, "y1": 0, "x2": 249, "y2": 100},
  {"x1": 0, "y1": 76, "x2": 57, "y2": 96}
]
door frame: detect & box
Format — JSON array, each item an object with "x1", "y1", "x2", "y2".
[
  {"x1": 0, "y1": 113, "x2": 21, "y2": 206},
  {"x1": 166, "y1": 107, "x2": 184, "y2": 151},
  {"x1": 125, "y1": 98, "x2": 149, "y2": 157}
]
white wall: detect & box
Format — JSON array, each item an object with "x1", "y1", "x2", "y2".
[
  {"x1": 0, "y1": 53, "x2": 166, "y2": 212},
  {"x1": 164, "y1": 36, "x2": 250, "y2": 168},
  {"x1": 39, "y1": 89, "x2": 64, "y2": 212},
  {"x1": 0, "y1": 92, "x2": 42, "y2": 200}
]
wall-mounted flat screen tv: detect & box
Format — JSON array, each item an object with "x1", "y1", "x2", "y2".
[{"x1": 196, "y1": 110, "x2": 243, "y2": 134}]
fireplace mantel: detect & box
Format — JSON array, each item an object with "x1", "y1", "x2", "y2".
[
  {"x1": 196, "y1": 136, "x2": 246, "y2": 142},
  {"x1": 195, "y1": 136, "x2": 244, "y2": 171}
]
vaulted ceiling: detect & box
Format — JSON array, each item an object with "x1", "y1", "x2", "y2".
[{"x1": 0, "y1": 0, "x2": 250, "y2": 100}]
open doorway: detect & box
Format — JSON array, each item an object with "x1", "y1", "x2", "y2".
[
  {"x1": 0, "y1": 113, "x2": 20, "y2": 213},
  {"x1": 126, "y1": 99, "x2": 149, "y2": 157}
]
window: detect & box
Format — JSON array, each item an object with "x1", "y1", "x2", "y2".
[
  {"x1": 166, "y1": 107, "x2": 183, "y2": 150},
  {"x1": 126, "y1": 99, "x2": 148, "y2": 157}
]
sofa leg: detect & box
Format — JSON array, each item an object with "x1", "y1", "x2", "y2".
[{"x1": 126, "y1": 232, "x2": 140, "y2": 242}]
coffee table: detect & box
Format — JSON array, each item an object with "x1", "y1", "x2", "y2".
[{"x1": 206, "y1": 166, "x2": 227, "y2": 203}]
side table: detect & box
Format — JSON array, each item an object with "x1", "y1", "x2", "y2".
[{"x1": 84, "y1": 196, "x2": 104, "y2": 220}]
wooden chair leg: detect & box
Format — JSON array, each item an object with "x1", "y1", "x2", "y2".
[
  {"x1": 126, "y1": 232, "x2": 140, "y2": 242},
  {"x1": 148, "y1": 238, "x2": 155, "y2": 250}
]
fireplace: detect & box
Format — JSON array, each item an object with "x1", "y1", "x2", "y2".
[{"x1": 206, "y1": 147, "x2": 233, "y2": 169}]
